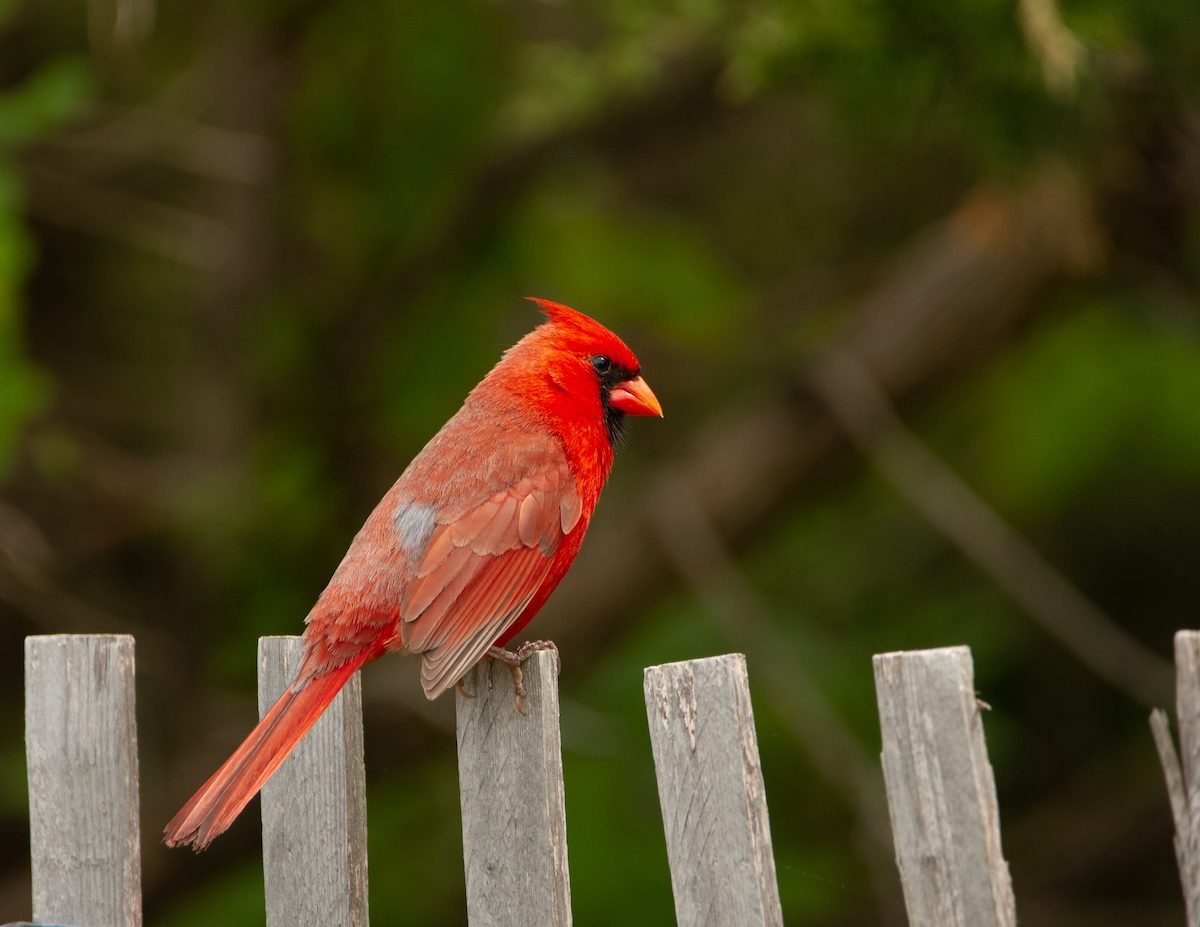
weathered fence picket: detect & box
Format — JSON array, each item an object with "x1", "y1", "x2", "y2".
[
  {"x1": 1149, "y1": 630, "x2": 1200, "y2": 926},
  {"x1": 258, "y1": 636, "x2": 369, "y2": 927},
  {"x1": 455, "y1": 650, "x2": 572, "y2": 927},
  {"x1": 24, "y1": 634, "x2": 142, "y2": 927},
  {"x1": 643, "y1": 654, "x2": 783, "y2": 927},
  {"x1": 873, "y1": 646, "x2": 1016, "y2": 927}
]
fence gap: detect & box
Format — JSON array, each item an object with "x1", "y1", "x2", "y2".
[
  {"x1": 455, "y1": 650, "x2": 572, "y2": 927},
  {"x1": 873, "y1": 646, "x2": 1016, "y2": 927},
  {"x1": 258, "y1": 636, "x2": 369, "y2": 927},
  {"x1": 24, "y1": 634, "x2": 142, "y2": 927},
  {"x1": 643, "y1": 653, "x2": 783, "y2": 927}
]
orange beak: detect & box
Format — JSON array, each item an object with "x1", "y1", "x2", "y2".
[{"x1": 607, "y1": 375, "x2": 663, "y2": 418}]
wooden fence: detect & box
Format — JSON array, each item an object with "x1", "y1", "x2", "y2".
[{"x1": 14, "y1": 631, "x2": 1200, "y2": 926}]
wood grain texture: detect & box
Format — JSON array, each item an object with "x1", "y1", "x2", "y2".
[
  {"x1": 1163, "y1": 631, "x2": 1200, "y2": 925},
  {"x1": 258, "y1": 636, "x2": 368, "y2": 927},
  {"x1": 643, "y1": 654, "x2": 782, "y2": 927},
  {"x1": 455, "y1": 651, "x2": 571, "y2": 927},
  {"x1": 873, "y1": 646, "x2": 1015, "y2": 927},
  {"x1": 1149, "y1": 707, "x2": 1200, "y2": 927},
  {"x1": 1175, "y1": 634, "x2": 1200, "y2": 819},
  {"x1": 24, "y1": 634, "x2": 142, "y2": 927}
]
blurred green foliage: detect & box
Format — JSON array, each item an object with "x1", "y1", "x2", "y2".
[
  {"x1": 0, "y1": 54, "x2": 89, "y2": 470},
  {"x1": 2, "y1": 0, "x2": 1199, "y2": 923}
]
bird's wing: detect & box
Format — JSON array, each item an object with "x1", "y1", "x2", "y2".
[{"x1": 401, "y1": 450, "x2": 583, "y2": 699}]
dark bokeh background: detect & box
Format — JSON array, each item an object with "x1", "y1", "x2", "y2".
[{"x1": 2, "y1": 0, "x2": 1199, "y2": 924}]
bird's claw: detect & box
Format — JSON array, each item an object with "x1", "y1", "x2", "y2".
[
  {"x1": 456, "y1": 678, "x2": 476, "y2": 699},
  {"x1": 486, "y1": 640, "x2": 559, "y2": 714},
  {"x1": 515, "y1": 639, "x2": 560, "y2": 668}
]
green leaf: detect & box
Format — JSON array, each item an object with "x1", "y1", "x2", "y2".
[{"x1": 0, "y1": 58, "x2": 92, "y2": 150}]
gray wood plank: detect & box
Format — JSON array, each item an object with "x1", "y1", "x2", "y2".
[
  {"x1": 643, "y1": 654, "x2": 783, "y2": 927},
  {"x1": 1155, "y1": 631, "x2": 1200, "y2": 925},
  {"x1": 873, "y1": 646, "x2": 1016, "y2": 927},
  {"x1": 24, "y1": 634, "x2": 142, "y2": 927},
  {"x1": 1149, "y1": 707, "x2": 1200, "y2": 926},
  {"x1": 258, "y1": 636, "x2": 368, "y2": 927},
  {"x1": 1175, "y1": 633, "x2": 1200, "y2": 821},
  {"x1": 456, "y1": 651, "x2": 572, "y2": 927}
]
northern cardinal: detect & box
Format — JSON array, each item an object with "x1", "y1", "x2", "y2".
[{"x1": 164, "y1": 299, "x2": 661, "y2": 850}]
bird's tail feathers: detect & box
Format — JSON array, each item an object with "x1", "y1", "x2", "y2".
[{"x1": 163, "y1": 654, "x2": 366, "y2": 851}]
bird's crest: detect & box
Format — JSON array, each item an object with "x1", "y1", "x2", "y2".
[
  {"x1": 525, "y1": 296, "x2": 592, "y2": 328},
  {"x1": 523, "y1": 297, "x2": 640, "y2": 372}
]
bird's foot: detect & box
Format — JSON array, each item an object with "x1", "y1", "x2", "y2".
[
  {"x1": 486, "y1": 640, "x2": 560, "y2": 715},
  {"x1": 456, "y1": 678, "x2": 476, "y2": 699}
]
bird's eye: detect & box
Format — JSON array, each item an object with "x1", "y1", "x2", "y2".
[{"x1": 590, "y1": 355, "x2": 612, "y2": 374}]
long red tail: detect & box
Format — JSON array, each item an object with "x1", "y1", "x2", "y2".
[{"x1": 164, "y1": 655, "x2": 366, "y2": 851}]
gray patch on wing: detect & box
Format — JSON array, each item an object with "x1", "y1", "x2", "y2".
[{"x1": 392, "y1": 501, "x2": 437, "y2": 555}]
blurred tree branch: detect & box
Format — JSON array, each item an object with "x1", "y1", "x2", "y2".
[
  {"x1": 37, "y1": 102, "x2": 273, "y2": 185},
  {"x1": 1017, "y1": 0, "x2": 1086, "y2": 98},
  {"x1": 809, "y1": 351, "x2": 1172, "y2": 707},
  {"x1": 24, "y1": 162, "x2": 231, "y2": 268}
]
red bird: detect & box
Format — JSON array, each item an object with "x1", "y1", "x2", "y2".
[{"x1": 164, "y1": 299, "x2": 661, "y2": 850}]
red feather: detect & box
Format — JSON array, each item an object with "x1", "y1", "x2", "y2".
[
  {"x1": 163, "y1": 651, "x2": 375, "y2": 850},
  {"x1": 163, "y1": 300, "x2": 659, "y2": 850}
]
